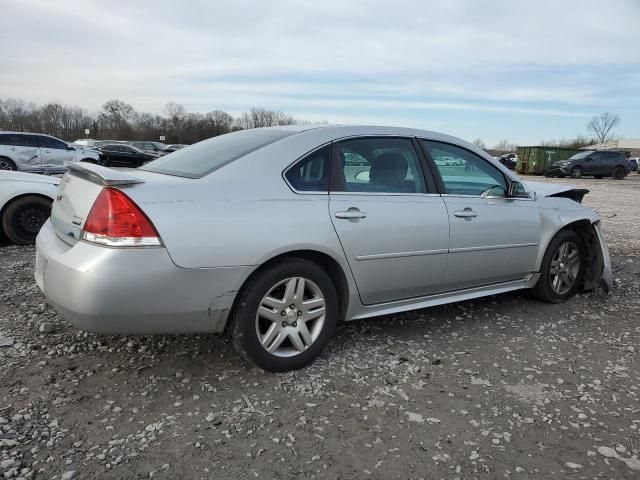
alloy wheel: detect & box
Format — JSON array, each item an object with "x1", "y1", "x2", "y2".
[
  {"x1": 571, "y1": 167, "x2": 583, "y2": 179},
  {"x1": 549, "y1": 241, "x2": 580, "y2": 295},
  {"x1": 0, "y1": 159, "x2": 15, "y2": 170},
  {"x1": 255, "y1": 277, "x2": 326, "y2": 357}
]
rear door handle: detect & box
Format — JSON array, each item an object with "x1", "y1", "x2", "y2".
[
  {"x1": 335, "y1": 208, "x2": 367, "y2": 219},
  {"x1": 454, "y1": 208, "x2": 477, "y2": 218}
]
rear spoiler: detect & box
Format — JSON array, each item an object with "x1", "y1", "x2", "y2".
[{"x1": 68, "y1": 162, "x2": 144, "y2": 186}]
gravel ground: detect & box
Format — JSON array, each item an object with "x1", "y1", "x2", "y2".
[{"x1": 1, "y1": 174, "x2": 639, "y2": 480}]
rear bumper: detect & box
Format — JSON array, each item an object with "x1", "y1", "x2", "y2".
[{"x1": 35, "y1": 220, "x2": 250, "y2": 334}]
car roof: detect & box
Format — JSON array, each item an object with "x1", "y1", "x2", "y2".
[{"x1": 0, "y1": 131, "x2": 57, "y2": 137}]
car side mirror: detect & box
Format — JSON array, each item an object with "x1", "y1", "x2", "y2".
[{"x1": 508, "y1": 181, "x2": 530, "y2": 198}]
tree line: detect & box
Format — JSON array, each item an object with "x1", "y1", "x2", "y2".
[
  {"x1": 472, "y1": 112, "x2": 621, "y2": 153},
  {"x1": 0, "y1": 98, "x2": 305, "y2": 144}
]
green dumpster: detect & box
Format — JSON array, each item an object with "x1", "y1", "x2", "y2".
[{"x1": 516, "y1": 146, "x2": 582, "y2": 175}]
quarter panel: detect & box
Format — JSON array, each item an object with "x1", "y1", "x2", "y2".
[{"x1": 135, "y1": 185, "x2": 345, "y2": 270}]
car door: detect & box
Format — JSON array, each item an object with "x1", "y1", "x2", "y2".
[
  {"x1": 600, "y1": 152, "x2": 617, "y2": 175},
  {"x1": 0, "y1": 133, "x2": 41, "y2": 171},
  {"x1": 582, "y1": 152, "x2": 599, "y2": 175},
  {"x1": 421, "y1": 140, "x2": 541, "y2": 290},
  {"x1": 37, "y1": 135, "x2": 75, "y2": 172},
  {"x1": 329, "y1": 137, "x2": 450, "y2": 305}
]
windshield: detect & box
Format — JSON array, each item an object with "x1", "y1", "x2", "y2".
[
  {"x1": 568, "y1": 151, "x2": 593, "y2": 160},
  {"x1": 140, "y1": 129, "x2": 295, "y2": 178}
]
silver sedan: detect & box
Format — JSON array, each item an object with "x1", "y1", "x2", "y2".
[{"x1": 35, "y1": 125, "x2": 612, "y2": 371}]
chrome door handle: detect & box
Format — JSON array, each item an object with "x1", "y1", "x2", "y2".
[
  {"x1": 335, "y1": 208, "x2": 367, "y2": 219},
  {"x1": 454, "y1": 208, "x2": 477, "y2": 218}
]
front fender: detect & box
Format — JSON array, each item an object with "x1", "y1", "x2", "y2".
[{"x1": 536, "y1": 202, "x2": 612, "y2": 292}]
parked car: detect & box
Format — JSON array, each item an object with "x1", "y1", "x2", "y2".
[
  {"x1": 73, "y1": 138, "x2": 98, "y2": 147},
  {"x1": 1, "y1": 171, "x2": 58, "y2": 244},
  {"x1": 628, "y1": 157, "x2": 638, "y2": 172},
  {"x1": 0, "y1": 132, "x2": 100, "y2": 174},
  {"x1": 36, "y1": 125, "x2": 612, "y2": 371},
  {"x1": 498, "y1": 153, "x2": 517, "y2": 170},
  {"x1": 546, "y1": 150, "x2": 630, "y2": 179},
  {"x1": 94, "y1": 144, "x2": 155, "y2": 167},
  {"x1": 129, "y1": 141, "x2": 168, "y2": 156},
  {"x1": 164, "y1": 144, "x2": 188, "y2": 152}
]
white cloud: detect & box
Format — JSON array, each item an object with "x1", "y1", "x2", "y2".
[{"x1": 0, "y1": 0, "x2": 638, "y2": 143}]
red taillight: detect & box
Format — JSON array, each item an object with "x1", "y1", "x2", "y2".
[{"x1": 81, "y1": 188, "x2": 161, "y2": 247}]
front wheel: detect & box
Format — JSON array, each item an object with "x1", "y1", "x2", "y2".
[
  {"x1": 571, "y1": 166, "x2": 583, "y2": 179},
  {"x1": 532, "y1": 230, "x2": 586, "y2": 303},
  {"x1": 230, "y1": 258, "x2": 339, "y2": 371},
  {"x1": 1, "y1": 196, "x2": 52, "y2": 245}
]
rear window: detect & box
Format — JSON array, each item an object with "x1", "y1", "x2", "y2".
[
  {"x1": 569, "y1": 151, "x2": 593, "y2": 160},
  {"x1": 140, "y1": 129, "x2": 295, "y2": 178}
]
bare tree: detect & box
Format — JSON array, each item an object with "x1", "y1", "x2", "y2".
[
  {"x1": 587, "y1": 112, "x2": 620, "y2": 144},
  {"x1": 98, "y1": 99, "x2": 135, "y2": 137},
  {"x1": 0, "y1": 97, "x2": 310, "y2": 144},
  {"x1": 472, "y1": 138, "x2": 486, "y2": 149},
  {"x1": 539, "y1": 135, "x2": 594, "y2": 149},
  {"x1": 494, "y1": 139, "x2": 516, "y2": 152},
  {"x1": 206, "y1": 110, "x2": 234, "y2": 136}
]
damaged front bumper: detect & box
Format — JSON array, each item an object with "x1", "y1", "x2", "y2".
[{"x1": 592, "y1": 221, "x2": 613, "y2": 293}]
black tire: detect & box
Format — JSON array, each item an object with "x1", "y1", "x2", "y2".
[
  {"x1": 80, "y1": 158, "x2": 98, "y2": 164},
  {"x1": 1, "y1": 196, "x2": 52, "y2": 245},
  {"x1": 613, "y1": 166, "x2": 625, "y2": 180},
  {"x1": 532, "y1": 230, "x2": 586, "y2": 304},
  {"x1": 571, "y1": 166, "x2": 583, "y2": 179},
  {"x1": 0, "y1": 157, "x2": 17, "y2": 171},
  {"x1": 230, "y1": 258, "x2": 339, "y2": 372},
  {"x1": 594, "y1": 175, "x2": 603, "y2": 179}
]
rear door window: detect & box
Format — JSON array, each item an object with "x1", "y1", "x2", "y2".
[
  {"x1": 37, "y1": 136, "x2": 67, "y2": 149},
  {"x1": 333, "y1": 137, "x2": 427, "y2": 194}
]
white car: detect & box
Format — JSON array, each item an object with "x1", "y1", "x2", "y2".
[
  {"x1": 0, "y1": 132, "x2": 100, "y2": 174},
  {"x1": 1, "y1": 171, "x2": 59, "y2": 244}
]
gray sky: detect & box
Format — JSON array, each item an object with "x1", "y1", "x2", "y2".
[{"x1": 1, "y1": 0, "x2": 639, "y2": 145}]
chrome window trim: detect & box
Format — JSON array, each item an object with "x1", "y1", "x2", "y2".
[{"x1": 330, "y1": 191, "x2": 442, "y2": 198}]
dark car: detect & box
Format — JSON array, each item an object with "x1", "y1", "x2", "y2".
[
  {"x1": 164, "y1": 144, "x2": 188, "y2": 153},
  {"x1": 546, "y1": 150, "x2": 630, "y2": 180},
  {"x1": 95, "y1": 144, "x2": 155, "y2": 167},
  {"x1": 498, "y1": 153, "x2": 517, "y2": 170},
  {"x1": 629, "y1": 157, "x2": 638, "y2": 172},
  {"x1": 129, "y1": 141, "x2": 167, "y2": 156}
]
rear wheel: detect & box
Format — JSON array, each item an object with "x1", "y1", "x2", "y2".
[
  {"x1": 532, "y1": 230, "x2": 585, "y2": 303},
  {"x1": 613, "y1": 166, "x2": 625, "y2": 180},
  {"x1": 571, "y1": 166, "x2": 583, "y2": 179},
  {"x1": 0, "y1": 157, "x2": 17, "y2": 171},
  {"x1": 230, "y1": 258, "x2": 338, "y2": 371},
  {"x1": 1, "y1": 196, "x2": 52, "y2": 245}
]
